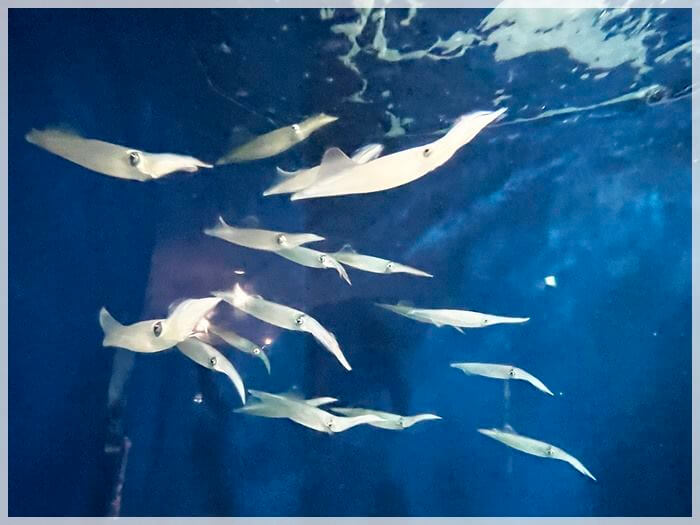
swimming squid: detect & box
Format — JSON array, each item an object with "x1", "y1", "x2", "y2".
[
  {"x1": 289, "y1": 108, "x2": 506, "y2": 200},
  {"x1": 237, "y1": 390, "x2": 383, "y2": 433},
  {"x1": 263, "y1": 143, "x2": 384, "y2": 196},
  {"x1": 177, "y1": 336, "x2": 246, "y2": 404},
  {"x1": 275, "y1": 246, "x2": 352, "y2": 285},
  {"x1": 214, "y1": 284, "x2": 351, "y2": 371},
  {"x1": 99, "y1": 297, "x2": 222, "y2": 353},
  {"x1": 25, "y1": 128, "x2": 212, "y2": 181},
  {"x1": 208, "y1": 324, "x2": 271, "y2": 374},
  {"x1": 330, "y1": 245, "x2": 432, "y2": 278},
  {"x1": 450, "y1": 362, "x2": 553, "y2": 396},
  {"x1": 234, "y1": 390, "x2": 337, "y2": 418},
  {"x1": 216, "y1": 113, "x2": 338, "y2": 164},
  {"x1": 375, "y1": 302, "x2": 529, "y2": 332},
  {"x1": 203, "y1": 216, "x2": 324, "y2": 252},
  {"x1": 330, "y1": 407, "x2": 441, "y2": 430},
  {"x1": 477, "y1": 427, "x2": 597, "y2": 481}
]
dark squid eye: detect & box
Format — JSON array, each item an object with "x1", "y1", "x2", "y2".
[
  {"x1": 209, "y1": 356, "x2": 217, "y2": 367},
  {"x1": 423, "y1": 148, "x2": 432, "y2": 157},
  {"x1": 129, "y1": 151, "x2": 141, "y2": 167},
  {"x1": 152, "y1": 321, "x2": 163, "y2": 337},
  {"x1": 319, "y1": 254, "x2": 327, "y2": 264},
  {"x1": 277, "y1": 234, "x2": 287, "y2": 245},
  {"x1": 509, "y1": 368, "x2": 515, "y2": 377},
  {"x1": 253, "y1": 347, "x2": 260, "y2": 355},
  {"x1": 295, "y1": 315, "x2": 305, "y2": 326},
  {"x1": 291, "y1": 124, "x2": 301, "y2": 133}
]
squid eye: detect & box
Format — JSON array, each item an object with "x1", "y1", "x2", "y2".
[
  {"x1": 546, "y1": 446, "x2": 553, "y2": 456},
  {"x1": 508, "y1": 368, "x2": 515, "y2": 377},
  {"x1": 129, "y1": 151, "x2": 141, "y2": 167},
  {"x1": 398, "y1": 417, "x2": 406, "y2": 428},
  {"x1": 482, "y1": 319, "x2": 489, "y2": 325},
  {"x1": 423, "y1": 148, "x2": 432, "y2": 157},
  {"x1": 209, "y1": 356, "x2": 217, "y2": 367},
  {"x1": 291, "y1": 124, "x2": 301, "y2": 133},
  {"x1": 295, "y1": 315, "x2": 305, "y2": 326},
  {"x1": 277, "y1": 234, "x2": 287, "y2": 246},
  {"x1": 327, "y1": 419, "x2": 334, "y2": 430},
  {"x1": 152, "y1": 321, "x2": 163, "y2": 337},
  {"x1": 319, "y1": 254, "x2": 327, "y2": 264},
  {"x1": 385, "y1": 262, "x2": 394, "y2": 272},
  {"x1": 253, "y1": 347, "x2": 260, "y2": 355}
]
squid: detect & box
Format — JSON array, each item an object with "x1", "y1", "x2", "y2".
[
  {"x1": 26, "y1": 128, "x2": 212, "y2": 181},
  {"x1": 203, "y1": 216, "x2": 324, "y2": 252},
  {"x1": 451, "y1": 362, "x2": 553, "y2": 396},
  {"x1": 375, "y1": 302, "x2": 529, "y2": 331},
  {"x1": 330, "y1": 245, "x2": 432, "y2": 278},
  {"x1": 275, "y1": 246, "x2": 352, "y2": 285},
  {"x1": 208, "y1": 324, "x2": 271, "y2": 374},
  {"x1": 290, "y1": 108, "x2": 506, "y2": 200},
  {"x1": 237, "y1": 390, "x2": 383, "y2": 433},
  {"x1": 330, "y1": 407, "x2": 441, "y2": 430},
  {"x1": 214, "y1": 284, "x2": 351, "y2": 371},
  {"x1": 478, "y1": 427, "x2": 596, "y2": 481},
  {"x1": 216, "y1": 113, "x2": 338, "y2": 164},
  {"x1": 263, "y1": 143, "x2": 384, "y2": 196},
  {"x1": 99, "y1": 297, "x2": 221, "y2": 353},
  {"x1": 177, "y1": 336, "x2": 246, "y2": 404}
]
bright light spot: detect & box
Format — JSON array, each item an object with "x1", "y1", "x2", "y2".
[
  {"x1": 195, "y1": 317, "x2": 210, "y2": 334},
  {"x1": 234, "y1": 269, "x2": 246, "y2": 275},
  {"x1": 193, "y1": 393, "x2": 203, "y2": 404},
  {"x1": 264, "y1": 337, "x2": 273, "y2": 346},
  {"x1": 545, "y1": 275, "x2": 557, "y2": 287}
]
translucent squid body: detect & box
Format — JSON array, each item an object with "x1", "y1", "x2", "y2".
[
  {"x1": 203, "y1": 216, "x2": 324, "y2": 253},
  {"x1": 214, "y1": 284, "x2": 351, "y2": 371},
  {"x1": 450, "y1": 362, "x2": 553, "y2": 396},
  {"x1": 263, "y1": 143, "x2": 384, "y2": 196},
  {"x1": 375, "y1": 302, "x2": 529, "y2": 332},
  {"x1": 477, "y1": 427, "x2": 596, "y2": 481},
  {"x1": 275, "y1": 246, "x2": 352, "y2": 285},
  {"x1": 99, "y1": 297, "x2": 222, "y2": 352},
  {"x1": 177, "y1": 336, "x2": 246, "y2": 405},
  {"x1": 216, "y1": 113, "x2": 338, "y2": 164},
  {"x1": 289, "y1": 108, "x2": 506, "y2": 200},
  {"x1": 330, "y1": 245, "x2": 432, "y2": 278},
  {"x1": 329, "y1": 408, "x2": 442, "y2": 430},
  {"x1": 25, "y1": 128, "x2": 212, "y2": 181},
  {"x1": 236, "y1": 390, "x2": 383, "y2": 433},
  {"x1": 208, "y1": 324, "x2": 271, "y2": 374}
]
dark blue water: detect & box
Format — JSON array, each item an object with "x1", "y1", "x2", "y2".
[{"x1": 9, "y1": 8, "x2": 692, "y2": 517}]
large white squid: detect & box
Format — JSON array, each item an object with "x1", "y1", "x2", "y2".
[
  {"x1": 289, "y1": 108, "x2": 506, "y2": 200},
  {"x1": 263, "y1": 143, "x2": 384, "y2": 196}
]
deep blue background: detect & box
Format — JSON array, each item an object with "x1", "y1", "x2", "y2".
[{"x1": 9, "y1": 8, "x2": 692, "y2": 516}]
